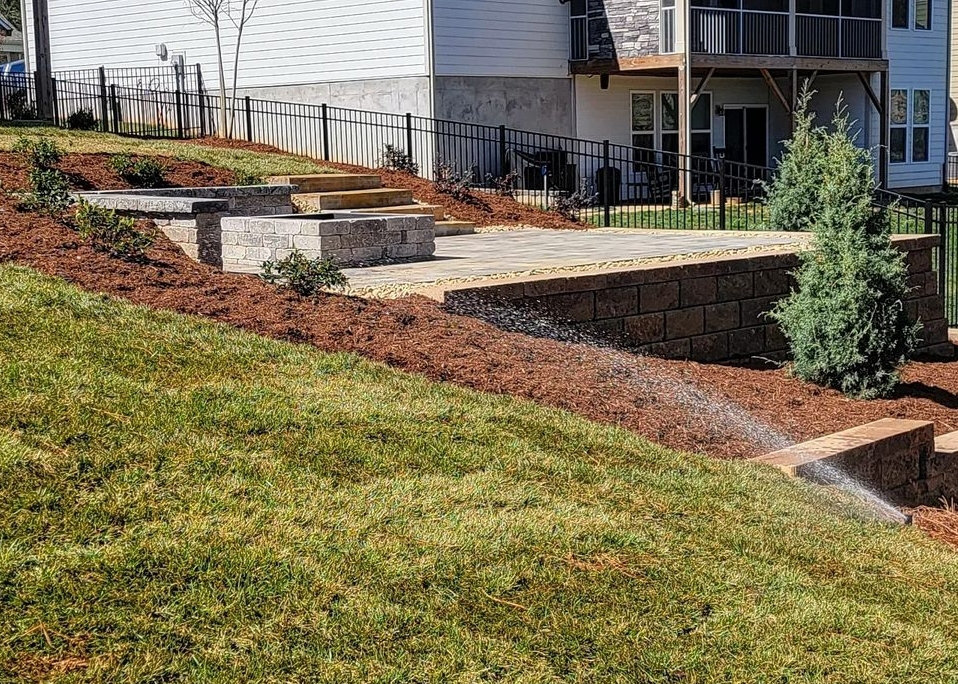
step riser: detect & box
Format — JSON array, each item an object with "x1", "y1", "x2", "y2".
[
  {"x1": 269, "y1": 174, "x2": 381, "y2": 193},
  {"x1": 370, "y1": 205, "x2": 445, "y2": 220},
  {"x1": 435, "y1": 222, "x2": 476, "y2": 237},
  {"x1": 295, "y1": 190, "x2": 414, "y2": 210}
]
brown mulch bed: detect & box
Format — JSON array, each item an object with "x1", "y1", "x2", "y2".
[
  {"x1": 192, "y1": 136, "x2": 583, "y2": 229},
  {"x1": 4, "y1": 150, "x2": 958, "y2": 545},
  {"x1": 0, "y1": 151, "x2": 237, "y2": 192}
]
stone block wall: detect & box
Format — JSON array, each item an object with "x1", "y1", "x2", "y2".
[
  {"x1": 444, "y1": 235, "x2": 951, "y2": 362},
  {"x1": 587, "y1": 0, "x2": 661, "y2": 60},
  {"x1": 220, "y1": 213, "x2": 435, "y2": 271},
  {"x1": 79, "y1": 185, "x2": 296, "y2": 268}
]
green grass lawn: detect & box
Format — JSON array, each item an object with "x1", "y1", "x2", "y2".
[
  {"x1": 0, "y1": 125, "x2": 332, "y2": 179},
  {"x1": 585, "y1": 203, "x2": 770, "y2": 231},
  {"x1": 3, "y1": 266, "x2": 958, "y2": 681}
]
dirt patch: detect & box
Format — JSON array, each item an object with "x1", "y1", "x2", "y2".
[
  {"x1": 192, "y1": 136, "x2": 584, "y2": 230},
  {"x1": 0, "y1": 151, "x2": 237, "y2": 192}
]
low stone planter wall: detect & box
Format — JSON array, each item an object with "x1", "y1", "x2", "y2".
[
  {"x1": 444, "y1": 234, "x2": 950, "y2": 362},
  {"x1": 219, "y1": 212, "x2": 436, "y2": 271},
  {"x1": 753, "y1": 418, "x2": 958, "y2": 508},
  {"x1": 79, "y1": 185, "x2": 296, "y2": 267}
]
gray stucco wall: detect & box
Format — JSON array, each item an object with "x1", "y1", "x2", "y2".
[
  {"x1": 433, "y1": 76, "x2": 574, "y2": 136},
  {"x1": 241, "y1": 76, "x2": 432, "y2": 117},
  {"x1": 588, "y1": 0, "x2": 660, "y2": 61}
]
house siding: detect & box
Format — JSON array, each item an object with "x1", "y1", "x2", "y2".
[
  {"x1": 886, "y1": 0, "x2": 949, "y2": 189},
  {"x1": 25, "y1": 0, "x2": 429, "y2": 88},
  {"x1": 431, "y1": 0, "x2": 569, "y2": 78}
]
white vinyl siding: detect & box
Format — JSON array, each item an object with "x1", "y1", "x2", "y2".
[
  {"x1": 431, "y1": 0, "x2": 570, "y2": 78},
  {"x1": 26, "y1": 0, "x2": 428, "y2": 88},
  {"x1": 886, "y1": 0, "x2": 948, "y2": 188}
]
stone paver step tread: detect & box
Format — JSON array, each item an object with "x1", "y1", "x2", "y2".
[
  {"x1": 435, "y1": 220, "x2": 476, "y2": 237},
  {"x1": 936, "y1": 430, "x2": 958, "y2": 456},
  {"x1": 269, "y1": 173, "x2": 381, "y2": 193},
  {"x1": 369, "y1": 203, "x2": 446, "y2": 219},
  {"x1": 293, "y1": 188, "x2": 415, "y2": 210}
]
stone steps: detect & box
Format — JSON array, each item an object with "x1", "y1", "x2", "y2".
[
  {"x1": 293, "y1": 187, "x2": 415, "y2": 211},
  {"x1": 366, "y1": 203, "x2": 446, "y2": 220},
  {"x1": 268, "y1": 173, "x2": 381, "y2": 193},
  {"x1": 435, "y1": 220, "x2": 476, "y2": 237}
]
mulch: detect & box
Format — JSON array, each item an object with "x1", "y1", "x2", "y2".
[
  {"x1": 191, "y1": 136, "x2": 584, "y2": 229},
  {"x1": 0, "y1": 151, "x2": 237, "y2": 192},
  {"x1": 3, "y1": 150, "x2": 958, "y2": 545}
]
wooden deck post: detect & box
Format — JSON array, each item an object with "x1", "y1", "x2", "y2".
[{"x1": 676, "y1": 62, "x2": 690, "y2": 207}]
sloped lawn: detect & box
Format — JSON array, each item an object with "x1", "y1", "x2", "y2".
[{"x1": 2, "y1": 266, "x2": 958, "y2": 681}]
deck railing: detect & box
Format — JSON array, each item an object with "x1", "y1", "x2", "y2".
[
  {"x1": 570, "y1": 16, "x2": 588, "y2": 61},
  {"x1": 795, "y1": 15, "x2": 881, "y2": 58}
]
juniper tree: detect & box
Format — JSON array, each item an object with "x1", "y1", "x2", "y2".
[
  {"x1": 764, "y1": 85, "x2": 825, "y2": 232},
  {"x1": 770, "y1": 103, "x2": 919, "y2": 398}
]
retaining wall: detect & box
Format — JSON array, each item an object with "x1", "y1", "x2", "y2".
[
  {"x1": 444, "y1": 234, "x2": 951, "y2": 361},
  {"x1": 80, "y1": 185, "x2": 296, "y2": 267},
  {"x1": 220, "y1": 213, "x2": 435, "y2": 270}
]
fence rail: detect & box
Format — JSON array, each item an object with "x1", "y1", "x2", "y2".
[{"x1": 0, "y1": 68, "x2": 955, "y2": 325}]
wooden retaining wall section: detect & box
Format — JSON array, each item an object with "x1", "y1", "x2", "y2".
[{"x1": 443, "y1": 235, "x2": 951, "y2": 362}]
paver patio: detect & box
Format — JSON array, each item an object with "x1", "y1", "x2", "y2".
[{"x1": 342, "y1": 228, "x2": 803, "y2": 290}]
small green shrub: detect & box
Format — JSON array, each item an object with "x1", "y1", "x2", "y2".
[
  {"x1": 769, "y1": 104, "x2": 919, "y2": 399},
  {"x1": 486, "y1": 170, "x2": 519, "y2": 197},
  {"x1": 234, "y1": 171, "x2": 264, "y2": 186},
  {"x1": 7, "y1": 89, "x2": 36, "y2": 120},
  {"x1": 380, "y1": 144, "x2": 419, "y2": 175},
  {"x1": 764, "y1": 86, "x2": 826, "y2": 232},
  {"x1": 18, "y1": 168, "x2": 73, "y2": 214},
  {"x1": 260, "y1": 249, "x2": 349, "y2": 297},
  {"x1": 74, "y1": 199, "x2": 155, "y2": 259},
  {"x1": 109, "y1": 153, "x2": 166, "y2": 188},
  {"x1": 434, "y1": 162, "x2": 475, "y2": 201},
  {"x1": 13, "y1": 136, "x2": 63, "y2": 169},
  {"x1": 67, "y1": 108, "x2": 98, "y2": 130}
]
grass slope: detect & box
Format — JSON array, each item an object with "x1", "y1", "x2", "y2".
[
  {"x1": 0, "y1": 126, "x2": 331, "y2": 179},
  {"x1": 2, "y1": 265, "x2": 958, "y2": 682}
]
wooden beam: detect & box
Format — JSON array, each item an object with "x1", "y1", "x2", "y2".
[
  {"x1": 677, "y1": 64, "x2": 690, "y2": 206},
  {"x1": 879, "y1": 70, "x2": 889, "y2": 188},
  {"x1": 761, "y1": 69, "x2": 792, "y2": 115},
  {"x1": 857, "y1": 71, "x2": 882, "y2": 113},
  {"x1": 691, "y1": 54, "x2": 888, "y2": 72},
  {"x1": 805, "y1": 69, "x2": 818, "y2": 90},
  {"x1": 691, "y1": 67, "x2": 715, "y2": 105},
  {"x1": 570, "y1": 54, "x2": 685, "y2": 75}
]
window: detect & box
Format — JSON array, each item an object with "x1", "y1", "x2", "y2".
[
  {"x1": 912, "y1": 90, "x2": 930, "y2": 162},
  {"x1": 890, "y1": 89, "x2": 907, "y2": 163},
  {"x1": 841, "y1": 0, "x2": 880, "y2": 17},
  {"x1": 914, "y1": 0, "x2": 931, "y2": 29},
  {"x1": 632, "y1": 92, "x2": 655, "y2": 166},
  {"x1": 891, "y1": 0, "x2": 908, "y2": 27},
  {"x1": 890, "y1": 89, "x2": 932, "y2": 164},
  {"x1": 797, "y1": 0, "x2": 840, "y2": 14},
  {"x1": 660, "y1": 92, "x2": 713, "y2": 157}
]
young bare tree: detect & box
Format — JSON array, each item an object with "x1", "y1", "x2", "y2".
[
  {"x1": 185, "y1": 0, "x2": 229, "y2": 137},
  {"x1": 227, "y1": 0, "x2": 259, "y2": 137}
]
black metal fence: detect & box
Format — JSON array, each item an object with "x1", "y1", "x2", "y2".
[{"x1": 1, "y1": 69, "x2": 956, "y2": 324}]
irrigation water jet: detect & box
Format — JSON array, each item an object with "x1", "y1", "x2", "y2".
[{"x1": 446, "y1": 292, "x2": 911, "y2": 524}]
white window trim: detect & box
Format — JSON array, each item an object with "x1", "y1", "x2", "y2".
[
  {"x1": 629, "y1": 89, "x2": 714, "y2": 152},
  {"x1": 889, "y1": 87, "x2": 933, "y2": 165}
]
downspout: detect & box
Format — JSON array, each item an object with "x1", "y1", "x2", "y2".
[
  {"x1": 423, "y1": 0, "x2": 436, "y2": 120},
  {"x1": 19, "y1": 0, "x2": 30, "y2": 71},
  {"x1": 944, "y1": 0, "x2": 953, "y2": 188}
]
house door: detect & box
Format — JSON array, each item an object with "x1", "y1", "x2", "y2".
[{"x1": 724, "y1": 106, "x2": 768, "y2": 167}]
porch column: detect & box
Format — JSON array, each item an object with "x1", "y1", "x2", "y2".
[{"x1": 676, "y1": 61, "x2": 690, "y2": 206}]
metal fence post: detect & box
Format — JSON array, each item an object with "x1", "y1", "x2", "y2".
[
  {"x1": 244, "y1": 96, "x2": 253, "y2": 142},
  {"x1": 718, "y1": 158, "x2": 727, "y2": 230},
  {"x1": 938, "y1": 203, "x2": 948, "y2": 304},
  {"x1": 498, "y1": 124, "x2": 508, "y2": 177},
  {"x1": 109, "y1": 84, "x2": 118, "y2": 133},
  {"x1": 174, "y1": 83, "x2": 184, "y2": 139},
  {"x1": 602, "y1": 139, "x2": 611, "y2": 228},
  {"x1": 198, "y1": 90, "x2": 207, "y2": 138},
  {"x1": 50, "y1": 78, "x2": 58, "y2": 127},
  {"x1": 321, "y1": 104, "x2": 330, "y2": 161},
  {"x1": 924, "y1": 199, "x2": 933, "y2": 235},
  {"x1": 97, "y1": 66, "x2": 108, "y2": 133},
  {"x1": 405, "y1": 112, "x2": 414, "y2": 166}
]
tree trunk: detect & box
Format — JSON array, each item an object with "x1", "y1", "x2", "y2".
[
  {"x1": 227, "y1": 23, "x2": 245, "y2": 138},
  {"x1": 213, "y1": 16, "x2": 228, "y2": 138}
]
